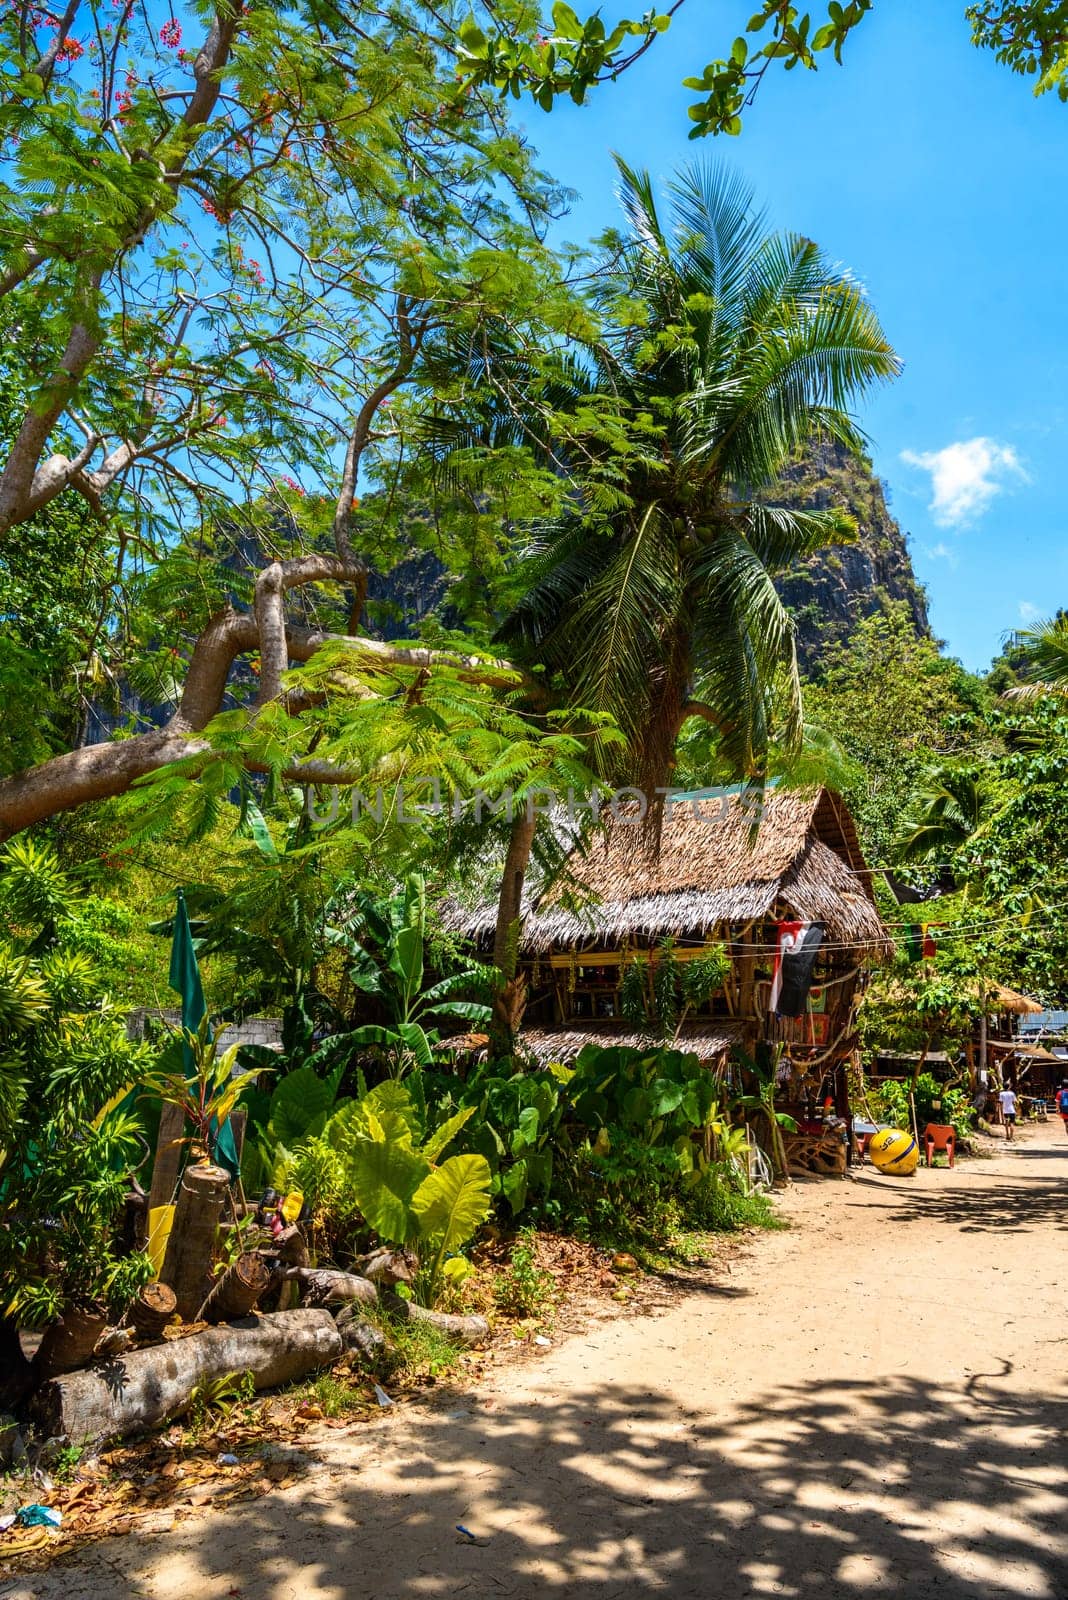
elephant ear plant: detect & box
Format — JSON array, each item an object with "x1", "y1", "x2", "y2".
[{"x1": 326, "y1": 1082, "x2": 492, "y2": 1306}]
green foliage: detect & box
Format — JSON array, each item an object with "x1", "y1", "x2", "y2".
[
  {"x1": 457, "y1": 0, "x2": 874, "y2": 138},
  {"x1": 149, "y1": 1016, "x2": 267, "y2": 1158},
  {"x1": 806, "y1": 606, "x2": 989, "y2": 862},
  {"x1": 492, "y1": 1230, "x2": 556, "y2": 1320},
  {"x1": 330, "y1": 874, "x2": 495, "y2": 1077},
  {"x1": 869, "y1": 1075, "x2": 975, "y2": 1145},
  {"x1": 619, "y1": 941, "x2": 730, "y2": 1035},
  {"x1": 318, "y1": 1081, "x2": 491, "y2": 1305},
  {"x1": 0, "y1": 840, "x2": 153, "y2": 1326}
]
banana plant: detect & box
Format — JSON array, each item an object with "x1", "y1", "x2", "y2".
[
  {"x1": 333, "y1": 874, "x2": 495, "y2": 1077},
  {"x1": 326, "y1": 1081, "x2": 492, "y2": 1305}
]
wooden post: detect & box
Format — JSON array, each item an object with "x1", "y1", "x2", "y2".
[
  {"x1": 161, "y1": 1163, "x2": 229, "y2": 1320},
  {"x1": 736, "y1": 923, "x2": 759, "y2": 1058},
  {"x1": 147, "y1": 1102, "x2": 186, "y2": 1212}
]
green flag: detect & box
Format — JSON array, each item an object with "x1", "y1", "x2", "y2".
[{"x1": 169, "y1": 891, "x2": 240, "y2": 1178}]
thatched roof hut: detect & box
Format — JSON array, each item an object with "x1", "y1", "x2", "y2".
[{"x1": 449, "y1": 786, "x2": 892, "y2": 960}]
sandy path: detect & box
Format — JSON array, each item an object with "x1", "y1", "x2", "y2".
[{"x1": 6, "y1": 1124, "x2": 1068, "y2": 1600}]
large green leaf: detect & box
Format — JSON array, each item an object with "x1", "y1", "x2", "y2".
[
  {"x1": 268, "y1": 1065, "x2": 341, "y2": 1146},
  {"x1": 423, "y1": 1105, "x2": 476, "y2": 1163},
  {"x1": 410, "y1": 1153, "x2": 492, "y2": 1254},
  {"x1": 501, "y1": 1158, "x2": 528, "y2": 1216},
  {"x1": 345, "y1": 1134, "x2": 432, "y2": 1244},
  {"x1": 389, "y1": 922, "x2": 423, "y2": 1006},
  {"x1": 364, "y1": 1080, "x2": 420, "y2": 1132},
  {"x1": 394, "y1": 1022, "x2": 436, "y2": 1068},
  {"x1": 427, "y1": 1000, "x2": 493, "y2": 1026}
]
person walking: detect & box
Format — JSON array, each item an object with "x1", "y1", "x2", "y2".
[
  {"x1": 1056, "y1": 1082, "x2": 1068, "y2": 1136},
  {"x1": 999, "y1": 1083, "x2": 1019, "y2": 1141}
]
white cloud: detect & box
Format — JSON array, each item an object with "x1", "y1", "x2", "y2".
[
  {"x1": 1019, "y1": 600, "x2": 1042, "y2": 622},
  {"x1": 900, "y1": 436, "x2": 1027, "y2": 527},
  {"x1": 922, "y1": 541, "x2": 957, "y2": 566}
]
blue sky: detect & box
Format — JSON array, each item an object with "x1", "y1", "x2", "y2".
[{"x1": 524, "y1": 2, "x2": 1068, "y2": 672}]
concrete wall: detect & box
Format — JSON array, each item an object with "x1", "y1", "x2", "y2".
[{"x1": 127, "y1": 1008, "x2": 283, "y2": 1051}]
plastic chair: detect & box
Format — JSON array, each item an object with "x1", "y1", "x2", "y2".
[{"x1": 924, "y1": 1123, "x2": 955, "y2": 1168}]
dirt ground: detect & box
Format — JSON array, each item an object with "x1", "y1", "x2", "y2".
[{"x1": 6, "y1": 1121, "x2": 1068, "y2": 1600}]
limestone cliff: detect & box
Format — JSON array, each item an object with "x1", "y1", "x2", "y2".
[{"x1": 774, "y1": 440, "x2": 930, "y2": 671}]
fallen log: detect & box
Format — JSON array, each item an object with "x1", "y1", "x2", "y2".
[
  {"x1": 282, "y1": 1268, "x2": 378, "y2": 1308},
  {"x1": 281, "y1": 1269, "x2": 487, "y2": 1344},
  {"x1": 30, "y1": 1310, "x2": 342, "y2": 1446},
  {"x1": 335, "y1": 1308, "x2": 393, "y2": 1365},
  {"x1": 380, "y1": 1292, "x2": 488, "y2": 1346}
]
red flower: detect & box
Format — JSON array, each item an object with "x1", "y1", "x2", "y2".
[
  {"x1": 159, "y1": 17, "x2": 182, "y2": 47},
  {"x1": 57, "y1": 35, "x2": 84, "y2": 60}
]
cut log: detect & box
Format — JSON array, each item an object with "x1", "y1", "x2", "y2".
[
  {"x1": 33, "y1": 1308, "x2": 108, "y2": 1381},
  {"x1": 380, "y1": 1292, "x2": 488, "y2": 1346},
  {"x1": 283, "y1": 1268, "x2": 378, "y2": 1308},
  {"x1": 197, "y1": 1252, "x2": 271, "y2": 1323},
  {"x1": 30, "y1": 1310, "x2": 342, "y2": 1446},
  {"x1": 161, "y1": 1162, "x2": 230, "y2": 1320},
  {"x1": 130, "y1": 1281, "x2": 177, "y2": 1341}
]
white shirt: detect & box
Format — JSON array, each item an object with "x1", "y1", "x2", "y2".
[{"x1": 999, "y1": 1090, "x2": 1018, "y2": 1115}]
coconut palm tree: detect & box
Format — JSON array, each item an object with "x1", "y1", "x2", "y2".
[
  {"x1": 895, "y1": 764, "x2": 996, "y2": 866},
  {"x1": 496, "y1": 160, "x2": 899, "y2": 796},
  {"x1": 428, "y1": 159, "x2": 899, "y2": 970},
  {"x1": 1002, "y1": 613, "x2": 1068, "y2": 702}
]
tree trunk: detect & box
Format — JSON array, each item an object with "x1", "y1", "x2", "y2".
[
  {"x1": 197, "y1": 1252, "x2": 271, "y2": 1323},
  {"x1": 492, "y1": 805, "x2": 537, "y2": 976},
  {"x1": 490, "y1": 806, "x2": 537, "y2": 1055},
  {"x1": 161, "y1": 1162, "x2": 230, "y2": 1320},
  {"x1": 30, "y1": 1310, "x2": 342, "y2": 1446}
]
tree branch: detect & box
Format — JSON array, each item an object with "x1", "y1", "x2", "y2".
[{"x1": 0, "y1": 558, "x2": 533, "y2": 838}]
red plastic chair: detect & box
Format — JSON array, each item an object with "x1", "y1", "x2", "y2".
[{"x1": 924, "y1": 1123, "x2": 956, "y2": 1168}]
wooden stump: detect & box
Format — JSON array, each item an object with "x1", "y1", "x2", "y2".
[
  {"x1": 198, "y1": 1252, "x2": 271, "y2": 1323},
  {"x1": 33, "y1": 1308, "x2": 108, "y2": 1381},
  {"x1": 161, "y1": 1162, "x2": 229, "y2": 1320},
  {"x1": 130, "y1": 1282, "x2": 177, "y2": 1341}
]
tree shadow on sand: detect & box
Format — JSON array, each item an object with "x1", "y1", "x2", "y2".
[{"x1": 54, "y1": 1370, "x2": 1068, "y2": 1600}]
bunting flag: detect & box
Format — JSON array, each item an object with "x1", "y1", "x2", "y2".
[
  {"x1": 904, "y1": 923, "x2": 939, "y2": 962},
  {"x1": 770, "y1": 920, "x2": 825, "y2": 1018}
]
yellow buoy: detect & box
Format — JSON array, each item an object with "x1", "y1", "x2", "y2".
[{"x1": 868, "y1": 1128, "x2": 919, "y2": 1176}]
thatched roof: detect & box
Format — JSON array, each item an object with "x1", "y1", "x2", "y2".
[
  {"x1": 990, "y1": 983, "x2": 1043, "y2": 1016},
  {"x1": 517, "y1": 1021, "x2": 744, "y2": 1066},
  {"x1": 448, "y1": 787, "x2": 891, "y2": 958}
]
